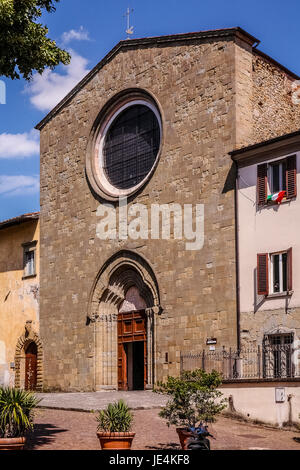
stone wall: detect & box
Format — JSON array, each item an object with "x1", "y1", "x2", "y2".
[
  {"x1": 252, "y1": 51, "x2": 300, "y2": 143},
  {"x1": 39, "y1": 32, "x2": 300, "y2": 391},
  {"x1": 240, "y1": 307, "x2": 300, "y2": 348},
  {"x1": 234, "y1": 38, "x2": 254, "y2": 148},
  {"x1": 40, "y1": 36, "x2": 239, "y2": 391}
]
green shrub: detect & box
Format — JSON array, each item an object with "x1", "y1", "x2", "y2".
[
  {"x1": 0, "y1": 387, "x2": 40, "y2": 438},
  {"x1": 155, "y1": 369, "x2": 227, "y2": 429},
  {"x1": 96, "y1": 399, "x2": 133, "y2": 433}
]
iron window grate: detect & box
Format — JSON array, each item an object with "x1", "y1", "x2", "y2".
[{"x1": 103, "y1": 105, "x2": 160, "y2": 190}]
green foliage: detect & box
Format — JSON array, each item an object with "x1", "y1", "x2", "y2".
[
  {"x1": 154, "y1": 369, "x2": 227, "y2": 429},
  {"x1": 0, "y1": 387, "x2": 40, "y2": 438},
  {"x1": 96, "y1": 399, "x2": 133, "y2": 433},
  {"x1": 0, "y1": 0, "x2": 70, "y2": 80}
]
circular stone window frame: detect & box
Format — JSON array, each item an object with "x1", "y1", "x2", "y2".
[{"x1": 86, "y1": 90, "x2": 163, "y2": 202}]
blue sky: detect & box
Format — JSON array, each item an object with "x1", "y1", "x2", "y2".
[{"x1": 0, "y1": 0, "x2": 300, "y2": 221}]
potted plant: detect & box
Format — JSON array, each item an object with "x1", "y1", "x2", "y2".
[
  {"x1": 0, "y1": 387, "x2": 40, "y2": 450},
  {"x1": 96, "y1": 399, "x2": 135, "y2": 450},
  {"x1": 155, "y1": 369, "x2": 227, "y2": 449}
]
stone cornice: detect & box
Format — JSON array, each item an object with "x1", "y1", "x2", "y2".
[{"x1": 230, "y1": 130, "x2": 300, "y2": 167}]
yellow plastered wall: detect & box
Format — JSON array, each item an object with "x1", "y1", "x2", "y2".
[{"x1": 0, "y1": 219, "x2": 40, "y2": 387}]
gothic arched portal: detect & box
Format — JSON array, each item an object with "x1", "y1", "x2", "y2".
[{"x1": 88, "y1": 250, "x2": 161, "y2": 390}]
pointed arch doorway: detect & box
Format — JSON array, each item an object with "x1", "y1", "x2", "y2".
[
  {"x1": 118, "y1": 287, "x2": 147, "y2": 391},
  {"x1": 88, "y1": 250, "x2": 161, "y2": 391}
]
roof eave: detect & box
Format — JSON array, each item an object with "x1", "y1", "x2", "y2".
[
  {"x1": 0, "y1": 212, "x2": 40, "y2": 231},
  {"x1": 253, "y1": 48, "x2": 300, "y2": 81},
  {"x1": 230, "y1": 130, "x2": 300, "y2": 166}
]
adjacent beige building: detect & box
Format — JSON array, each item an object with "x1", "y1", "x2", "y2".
[
  {"x1": 35, "y1": 27, "x2": 300, "y2": 392},
  {"x1": 233, "y1": 132, "x2": 300, "y2": 349},
  {"x1": 230, "y1": 132, "x2": 300, "y2": 380},
  {"x1": 0, "y1": 213, "x2": 42, "y2": 391}
]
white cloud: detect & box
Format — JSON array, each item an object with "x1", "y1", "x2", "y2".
[
  {"x1": 62, "y1": 26, "x2": 90, "y2": 44},
  {"x1": 26, "y1": 50, "x2": 90, "y2": 112},
  {"x1": 0, "y1": 130, "x2": 39, "y2": 159},
  {"x1": 0, "y1": 175, "x2": 39, "y2": 197}
]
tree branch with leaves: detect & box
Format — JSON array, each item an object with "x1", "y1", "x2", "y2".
[
  {"x1": 0, "y1": 0, "x2": 70, "y2": 80},
  {"x1": 155, "y1": 369, "x2": 227, "y2": 429}
]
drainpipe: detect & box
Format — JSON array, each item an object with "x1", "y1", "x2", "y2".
[
  {"x1": 233, "y1": 159, "x2": 241, "y2": 351},
  {"x1": 287, "y1": 394, "x2": 293, "y2": 426}
]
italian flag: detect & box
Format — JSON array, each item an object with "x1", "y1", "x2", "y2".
[{"x1": 267, "y1": 190, "x2": 286, "y2": 204}]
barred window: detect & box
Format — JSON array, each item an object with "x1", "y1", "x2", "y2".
[
  {"x1": 263, "y1": 334, "x2": 294, "y2": 378},
  {"x1": 103, "y1": 104, "x2": 160, "y2": 190}
]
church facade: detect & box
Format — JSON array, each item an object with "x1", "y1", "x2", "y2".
[{"x1": 36, "y1": 28, "x2": 300, "y2": 392}]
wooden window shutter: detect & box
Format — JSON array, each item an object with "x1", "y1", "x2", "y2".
[
  {"x1": 286, "y1": 155, "x2": 297, "y2": 199},
  {"x1": 257, "y1": 163, "x2": 268, "y2": 206},
  {"x1": 257, "y1": 253, "x2": 269, "y2": 296},
  {"x1": 287, "y1": 247, "x2": 293, "y2": 291}
]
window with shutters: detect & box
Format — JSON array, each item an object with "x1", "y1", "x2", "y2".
[
  {"x1": 269, "y1": 160, "x2": 286, "y2": 194},
  {"x1": 270, "y1": 251, "x2": 287, "y2": 294},
  {"x1": 257, "y1": 253, "x2": 269, "y2": 296},
  {"x1": 257, "y1": 248, "x2": 292, "y2": 296},
  {"x1": 257, "y1": 155, "x2": 297, "y2": 206},
  {"x1": 22, "y1": 241, "x2": 37, "y2": 279},
  {"x1": 257, "y1": 164, "x2": 268, "y2": 206}
]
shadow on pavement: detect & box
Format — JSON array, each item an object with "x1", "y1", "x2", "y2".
[
  {"x1": 146, "y1": 442, "x2": 180, "y2": 450},
  {"x1": 25, "y1": 423, "x2": 68, "y2": 450}
]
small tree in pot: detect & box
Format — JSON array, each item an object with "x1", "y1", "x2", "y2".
[
  {"x1": 0, "y1": 387, "x2": 40, "y2": 450},
  {"x1": 155, "y1": 369, "x2": 227, "y2": 449},
  {"x1": 96, "y1": 399, "x2": 135, "y2": 450}
]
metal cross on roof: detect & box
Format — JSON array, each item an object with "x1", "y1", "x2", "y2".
[{"x1": 124, "y1": 7, "x2": 134, "y2": 39}]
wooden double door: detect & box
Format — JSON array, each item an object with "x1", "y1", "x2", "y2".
[{"x1": 118, "y1": 310, "x2": 147, "y2": 391}]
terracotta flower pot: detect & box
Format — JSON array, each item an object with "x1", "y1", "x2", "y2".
[
  {"x1": 0, "y1": 437, "x2": 26, "y2": 450},
  {"x1": 96, "y1": 432, "x2": 135, "y2": 450},
  {"x1": 176, "y1": 428, "x2": 192, "y2": 450}
]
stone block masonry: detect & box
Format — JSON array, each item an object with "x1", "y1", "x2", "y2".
[{"x1": 38, "y1": 30, "x2": 300, "y2": 391}]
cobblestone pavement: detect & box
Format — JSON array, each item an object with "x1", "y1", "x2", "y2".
[
  {"x1": 37, "y1": 391, "x2": 168, "y2": 411},
  {"x1": 25, "y1": 408, "x2": 300, "y2": 450}
]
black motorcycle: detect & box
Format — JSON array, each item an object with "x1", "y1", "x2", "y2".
[{"x1": 186, "y1": 425, "x2": 214, "y2": 450}]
